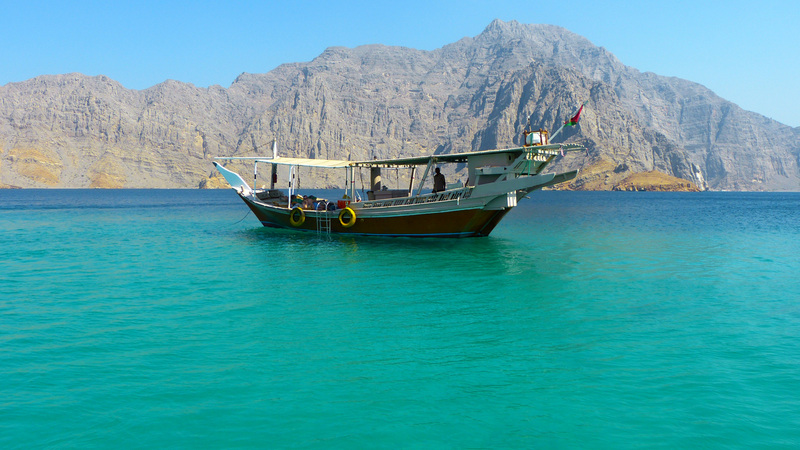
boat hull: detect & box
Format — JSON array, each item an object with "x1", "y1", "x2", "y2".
[{"x1": 241, "y1": 196, "x2": 510, "y2": 237}]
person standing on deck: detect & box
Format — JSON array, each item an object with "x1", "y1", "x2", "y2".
[{"x1": 433, "y1": 167, "x2": 446, "y2": 193}]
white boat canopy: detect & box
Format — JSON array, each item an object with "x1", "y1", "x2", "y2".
[
  {"x1": 353, "y1": 144, "x2": 582, "y2": 167},
  {"x1": 213, "y1": 156, "x2": 352, "y2": 168},
  {"x1": 214, "y1": 143, "x2": 582, "y2": 168}
]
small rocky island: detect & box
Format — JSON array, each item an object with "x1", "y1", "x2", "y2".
[
  {"x1": 557, "y1": 160, "x2": 700, "y2": 192},
  {"x1": 611, "y1": 171, "x2": 700, "y2": 192}
]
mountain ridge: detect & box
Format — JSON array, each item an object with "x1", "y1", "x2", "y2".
[{"x1": 1, "y1": 20, "x2": 798, "y2": 190}]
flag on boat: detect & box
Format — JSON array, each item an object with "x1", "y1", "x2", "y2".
[{"x1": 564, "y1": 104, "x2": 584, "y2": 126}]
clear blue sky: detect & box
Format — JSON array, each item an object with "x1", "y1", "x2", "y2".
[{"x1": 3, "y1": 0, "x2": 798, "y2": 126}]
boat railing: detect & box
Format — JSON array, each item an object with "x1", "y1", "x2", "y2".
[{"x1": 361, "y1": 187, "x2": 472, "y2": 209}]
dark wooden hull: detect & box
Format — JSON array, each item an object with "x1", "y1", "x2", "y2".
[{"x1": 242, "y1": 197, "x2": 510, "y2": 237}]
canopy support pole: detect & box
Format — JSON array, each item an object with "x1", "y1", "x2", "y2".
[
  {"x1": 288, "y1": 165, "x2": 296, "y2": 208},
  {"x1": 349, "y1": 166, "x2": 356, "y2": 200},
  {"x1": 415, "y1": 157, "x2": 435, "y2": 196}
]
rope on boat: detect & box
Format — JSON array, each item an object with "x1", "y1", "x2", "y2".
[{"x1": 232, "y1": 209, "x2": 251, "y2": 225}]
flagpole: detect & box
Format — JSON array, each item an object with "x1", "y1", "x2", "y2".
[
  {"x1": 549, "y1": 123, "x2": 567, "y2": 142},
  {"x1": 550, "y1": 101, "x2": 586, "y2": 142}
]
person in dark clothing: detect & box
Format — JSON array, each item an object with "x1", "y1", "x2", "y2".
[{"x1": 432, "y1": 167, "x2": 446, "y2": 193}]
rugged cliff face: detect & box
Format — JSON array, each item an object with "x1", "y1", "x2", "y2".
[{"x1": 1, "y1": 20, "x2": 798, "y2": 190}]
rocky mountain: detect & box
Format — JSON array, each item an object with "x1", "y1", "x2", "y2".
[{"x1": 1, "y1": 19, "x2": 798, "y2": 190}]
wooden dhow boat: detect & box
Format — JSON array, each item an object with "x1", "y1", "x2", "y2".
[{"x1": 214, "y1": 110, "x2": 585, "y2": 237}]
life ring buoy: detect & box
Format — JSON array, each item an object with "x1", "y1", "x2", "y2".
[
  {"x1": 338, "y1": 207, "x2": 357, "y2": 228},
  {"x1": 289, "y1": 207, "x2": 305, "y2": 227}
]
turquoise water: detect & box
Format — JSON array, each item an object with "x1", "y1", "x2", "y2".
[{"x1": 2, "y1": 189, "x2": 799, "y2": 448}]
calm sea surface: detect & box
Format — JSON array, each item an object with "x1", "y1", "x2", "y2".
[{"x1": 1, "y1": 189, "x2": 799, "y2": 448}]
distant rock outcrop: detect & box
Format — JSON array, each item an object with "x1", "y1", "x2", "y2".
[
  {"x1": 1, "y1": 20, "x2": 798, "y2": 190},
  {"x1": 198, "y1": 172, "x2": 228, "y2": 189},
  {"x1": 612, "y1": 171, "x2": 700, "y2": 192}
]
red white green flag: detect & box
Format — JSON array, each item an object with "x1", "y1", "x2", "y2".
[{"x1": 564, "y1": 104, "x2": 584, "y2": 126}]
